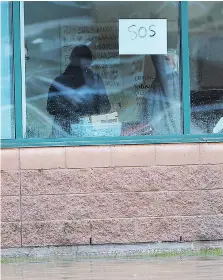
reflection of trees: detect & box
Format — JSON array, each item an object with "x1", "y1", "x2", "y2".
[
  {"x1": 190, "y1": 19, "x2": 223, "y2": 34},
  {"x1": 190, "y1": 2, "x2": 223, "y2": 32}
]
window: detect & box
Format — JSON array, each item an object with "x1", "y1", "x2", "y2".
[
  {"x1": 1, "y1": 2, "x2": 15, "y2": 139},
  {"x1": 1, "y1": 1, "x2": 222, "y2": 148},
  {"x1": 189, "y1": 1, "x2": 223, "y2": 134},
  {"x1": 23, "y1": 1, "x2": 182, "y2": 139}
]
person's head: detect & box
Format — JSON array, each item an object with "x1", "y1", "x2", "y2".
[
  {"x1": 69, "y1": 45, "x2": 93, "y2": 69},
  {"x1": 165, "y1": 54, "x2": 175, "y2": 69},
  {"x1": 165, "y1": 49, "x2": 178, "y2": 71}
]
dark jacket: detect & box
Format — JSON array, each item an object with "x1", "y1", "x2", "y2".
[{"x1": 47, "y1": 64, "x2": 111, "y2": 123}]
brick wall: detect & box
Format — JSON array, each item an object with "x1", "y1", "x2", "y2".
[{"x1": 1, "y1": 143, "x2": 223, "y2": 248}]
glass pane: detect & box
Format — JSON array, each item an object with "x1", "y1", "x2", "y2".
[
  {"x1": 189, "y1": 1, "x2": 223, "y2": 134},
  {"x1": 24, "y1": 1, "x2": 182, "y2": 138},
  {"x1": 1, "y1": 2, "x2": 15, "y2": 139}
]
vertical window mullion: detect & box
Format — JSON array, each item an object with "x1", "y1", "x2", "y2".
[
  {"x1": 180, "y1": 1, "x2": 191, "y2": 135},
  {"x1": 13, "y1": 1, "x2": 23, "y2": 139}
]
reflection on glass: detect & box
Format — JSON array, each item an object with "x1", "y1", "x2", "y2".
[
  {"x1": 189, "y1": 1, "x2": 223, "y2": 134},
  {"x1": 1, "y1": 2, "x2": 15, "y2": 139},
  {"x1": 24, "y1": 1, "x2": 182, "y2": 138}
]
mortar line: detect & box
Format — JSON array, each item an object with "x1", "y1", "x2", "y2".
[{"x1": 20, "y1": 188, "x2": 223, "y2": 196}]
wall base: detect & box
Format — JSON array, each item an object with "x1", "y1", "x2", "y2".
[{"x1": 2, "y1": 241, "x2": 223, "y2": 261}]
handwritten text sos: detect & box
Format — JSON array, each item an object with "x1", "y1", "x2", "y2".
[
  {"x1": 119, "y1": 19, "x2": 167, "y2": 55},
  {"x1": 128, "y1": 25, "x2": 156, "y2": 40}
]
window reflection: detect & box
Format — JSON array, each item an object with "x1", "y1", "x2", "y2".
[
  {"x1": 24, "y1": 1, "x2": 182, "y2": 138},
  {"x1": 189, "y1": 1, "x2": 223, "y2": 134}
]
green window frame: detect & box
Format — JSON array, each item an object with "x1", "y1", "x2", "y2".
[{"x1": 1, "y1": 1, "x2": 223, "y2": 148}]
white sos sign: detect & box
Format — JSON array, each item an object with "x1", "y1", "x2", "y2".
[{"x1": 119, "y1": 19, "x2": 167, "y2": 55}]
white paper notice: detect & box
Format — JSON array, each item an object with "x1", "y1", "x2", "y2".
[{"x1": 119, "y1": 19, "x2": 167, "y2": 55}]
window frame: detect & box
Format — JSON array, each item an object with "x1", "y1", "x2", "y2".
[
  {"x1": 1, "y1": 1, "x2": 15, "y2": 140},
  {"x1": 1, "y1": 1, "x2": 223, "y2": 148}
]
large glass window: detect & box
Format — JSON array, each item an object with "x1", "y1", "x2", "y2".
[
  {"x1": 23, "y1": 1, "x2": 182, "y2": 139},
  {"x1": 1, "y1": 2, "x2": 15, "y2": 139},
  {"x1": 189, "y1": 1, "x2": 223, "y2": 134}
]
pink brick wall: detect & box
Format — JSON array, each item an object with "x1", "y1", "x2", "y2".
[{"x1": 1, "y1": 143, "x2": 223, "y2": 248}]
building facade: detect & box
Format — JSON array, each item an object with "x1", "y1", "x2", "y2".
[{"x1": 1, "y1": 1, "x2": 223, "y2": 249}]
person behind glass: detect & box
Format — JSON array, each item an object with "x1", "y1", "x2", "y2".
[
  {"x1": 147, "y1": 52, "x2": 181, "y2": 135},
  {"x1": 47, "y1": 45, "x2": 111, "y2": 137}
]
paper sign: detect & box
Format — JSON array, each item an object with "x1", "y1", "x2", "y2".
[{"x1": 119, "y1": 19, "x2": 167, "y2": 55}]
